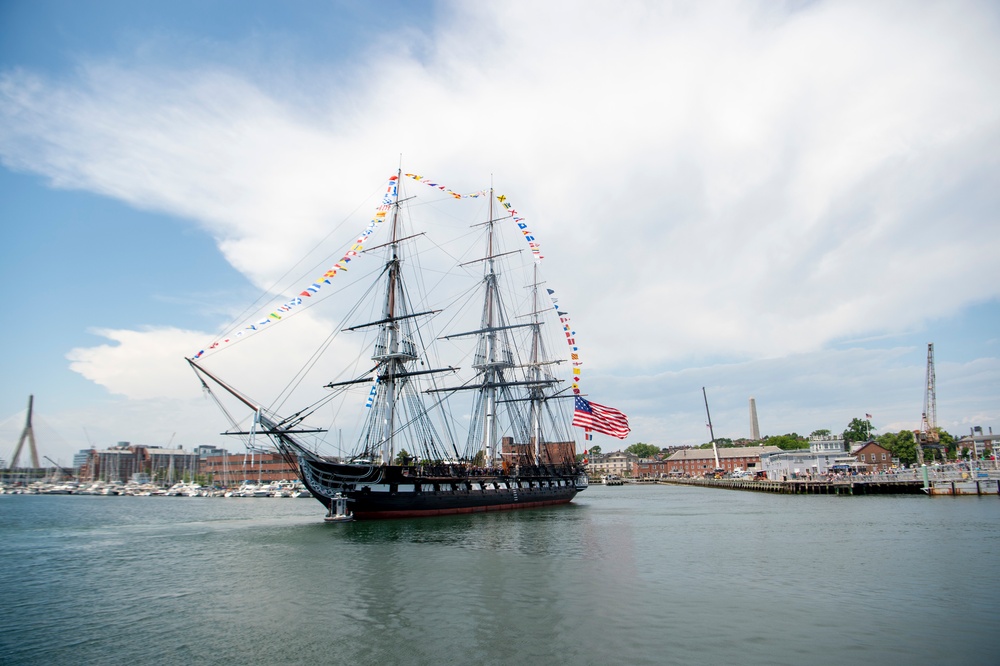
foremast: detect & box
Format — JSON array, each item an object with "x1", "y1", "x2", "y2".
[{"x1": 352, "y1": 169, "x2": 453, "y2": 466}]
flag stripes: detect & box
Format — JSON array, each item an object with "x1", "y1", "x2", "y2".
[{"x1": 572, "y1": 397, "x2": 630, "y2": 440}]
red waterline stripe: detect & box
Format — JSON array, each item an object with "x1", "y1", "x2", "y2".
[{"x1": 352, "y1": 498, "x2": 573, "y2": 520}]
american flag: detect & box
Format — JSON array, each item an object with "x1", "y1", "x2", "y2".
[{"x1": 573, "y1": 396, "x2": 630, "y2": 439}]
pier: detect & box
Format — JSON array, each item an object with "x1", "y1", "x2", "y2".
[
  {"x1": 646, "y1": 464, "x2": 1000, "y2": 496},
  {"x1": 658, "y1": 477, "x2": 927, "y2": 495},
  {"x1": 657, "y1": 471, "x2": 1000, "y2": 496}
]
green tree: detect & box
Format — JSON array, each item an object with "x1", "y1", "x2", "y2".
[
  {"x1": 586, "y1": 444, "x2": 602, "y2": 456},
  {"x1": 877, "y1": 430, "x2": 916, "y2": 465},
  {"x1": 394, "y1": 449, "x2": 412, "y2": 465},
  {"x1": 937, "y1": 430, "x2": 955, "y2": 460},
  {"x1": 843, "y1": 417, "x2": 873, "y2": 443},
  {"x1": 763, "y1": 434, "x2": 808, "y2": 450},
  {"x1": 698, "y1": 437, "x2": 733, "y2": 449},
  {"x1": 626, "y1": 442, "x2": 659, "y2": 459},
  {"x1": 810, "y1": 429, "x2": 831, "y2": 437}
]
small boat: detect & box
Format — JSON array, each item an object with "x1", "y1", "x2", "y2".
[
  {"x1": 290, "y1": 483, "x2": 312, "y2": 498},
  {"x1": 41, "y1": 483, "x2": 77, "y2": 494},
  {"x1": 164, "y1": 482, "x2": 203, "y2": 496},
  {"x1": 323, "y1": 493, "x2": 354, "y2": 523}
]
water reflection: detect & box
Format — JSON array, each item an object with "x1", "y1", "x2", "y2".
[{"x1": 334, "y1": 503, "x2": 590, "y2": 558}]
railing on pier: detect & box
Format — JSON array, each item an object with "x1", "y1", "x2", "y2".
[{"x1": 658, "y1": 476, "x2": 927, "y2": 495}]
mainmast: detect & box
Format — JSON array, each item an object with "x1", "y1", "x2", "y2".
[
  {"x1": 479, "y1": 190, "x2": 504, "y2": 468},
  {"x1": 430, "y1": 188, "x2": 559, "y2": 468},
  {"x1": 381, "y1": 172, "x2": 403, "y2": 465}
]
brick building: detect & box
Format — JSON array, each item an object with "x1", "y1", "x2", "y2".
[
  {"x1": 501, "y1": 437, "x2": 577, "y2": 465},
  {"x1": 853, "y1": 442, "x2": 893, "y2": 472},
  {"x1": 200, "y1": 451, "x2": 300, "y2": 486},
  {"x1": 664, "y1": 446, "x2": 781, "y2": 477}
]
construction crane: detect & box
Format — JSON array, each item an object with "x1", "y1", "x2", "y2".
[
  {"x1": 44, "y1": 456, "x2": 75, "y2": 481},
  {"x1": 915, "y1": 343, "x2": 939, "y2": 465},
  {"x1": 702, "y1": 387, "x2": 723, "y2": 475}
]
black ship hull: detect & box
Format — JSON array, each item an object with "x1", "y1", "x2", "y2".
[{"x1": 297, "y1": 458, "x2": 588, "y2": 520}]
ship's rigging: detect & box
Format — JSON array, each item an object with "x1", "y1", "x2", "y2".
[{"x1": 191, "y1": 171, "x2": 579, "y2": 472}]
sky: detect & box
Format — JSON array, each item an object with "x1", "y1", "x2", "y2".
[{"x1": 1, "y1": 0, "x2": 998, "y2": 466}]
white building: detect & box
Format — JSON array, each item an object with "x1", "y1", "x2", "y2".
[
  {"x1": 759, "y1": 435, "x2": 859, "y2": 480},
  {"x1": 588, "y1": 451, "x2": 637, "y2": 477}
]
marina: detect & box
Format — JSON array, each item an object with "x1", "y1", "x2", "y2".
[{"x1": 0, "y1": 480, "x2": 312, "y2": 498}]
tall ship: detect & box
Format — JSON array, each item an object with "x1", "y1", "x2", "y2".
[{"x1": 188, "y1": 170, "x2": 623, "y2": 519}]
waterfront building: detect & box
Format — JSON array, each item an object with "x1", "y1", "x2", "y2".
[
  {"x1": 759, "y1": 435, "x2": 859, "y2": 480},
  {"x1": 955, "y1": 426, "x2": 998, "y2": 461},
  {"x1": 194, "y1": 445, "x2": 228, "y2": 459},
  {"x1": 853, "y1": 442, "x2": 893, "y2": 472},
  {"x1": 72, "y1": 450, "x2": 90, "y2": 471},
  {"x1": 200, "y1": 451, "x2": 300, "y2": 487},
  {"x1": 147, "y1": 447, "x2": 201, "y2": 482},
  {"x1": 588, "y1": 451, "x2": 638, "y2": 478},
  {"x1": 664, "y1": 446, "x2": 781, "y2": 477},
  {"x1": 635, "y1": 458, "x2": 669, "y2": 478},
  {"x1": 81, "y1": 444, "x2": 200, "y2": 483},
  {"x1": 502, "y1": 437, "x2": 577, "y2": 465}
]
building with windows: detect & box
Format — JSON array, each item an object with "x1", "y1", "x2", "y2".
[
  {"x1": 72, "y1": 449, "x2": 91, "y2": 471},
  {"x1": 954, "y1": 426, "x2": 998, "y2": 461},
  {"x1": 759, "y1": 436, "x2": 859, "y2": 480},
  {"x1": 853, "y1": 442, "x2": 893, "y2": 472},
  {"x1": 501, "y1": 437, "x2": 577, "y2": 465},
  {"x1": 194, "y1": 445, "x2": 228, "y2": 459},
  {"x1": 80, "y1": 443, "x2": 201, "y2": 483},
  {"x1": 200, "y1": 451, "x2": 299, "y2": 487},
  {"x1": 588, "y1": 451, "x2": 638, "y2": 478},
  {"x1": 664, "y1": 446, "x2": 781, "y2": 477}
]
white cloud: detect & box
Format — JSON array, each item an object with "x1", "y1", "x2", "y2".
[
  {"x1": 67, "y1": 327, "x2": 206, "y2": 400},
  {"x1": 1, "y1": 0, "x2": 998, "y2": 452}
]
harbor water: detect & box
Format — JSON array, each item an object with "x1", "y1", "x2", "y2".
[{"x1": 1, "y1": 485, "x2": 997, "y2": 665}]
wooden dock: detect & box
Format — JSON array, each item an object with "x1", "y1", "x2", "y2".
[{"x1": 926, "y1": 478, "x2": 1000, "y2": 496}]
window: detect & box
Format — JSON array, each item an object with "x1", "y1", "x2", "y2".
[{"x1": 881, "y1": 453, "x2": 886, "y2": 461}]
